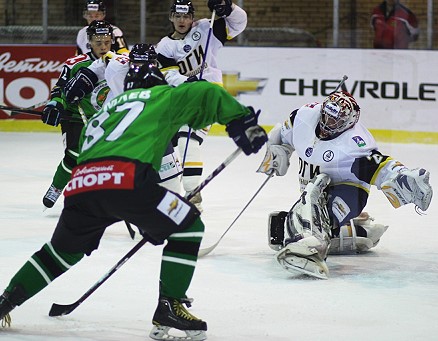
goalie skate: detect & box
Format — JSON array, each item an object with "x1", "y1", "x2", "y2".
[{"x1": 276, "y1": 237, "x2": 329, "y2": 280}]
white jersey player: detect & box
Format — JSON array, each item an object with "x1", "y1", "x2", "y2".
[
  {"x1": 76, "y1": 0, "x2": 128, "y2": 55},
  {"x1": 155, "y1": 0, "x2": 247, "y2": 211},
  {"x1": 63, "y1": 44, "x2": 183, "y2": 195},
  {"x1": 258, "y1": 91, "x2": 433, "y2": 279}
]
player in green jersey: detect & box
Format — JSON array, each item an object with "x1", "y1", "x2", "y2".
[
  {"x1": 40, "y1": 20, "x2": 113, "y2": 209},
  {"x1": 0, "y1": 63, "x2": 267, "y2": 341}
]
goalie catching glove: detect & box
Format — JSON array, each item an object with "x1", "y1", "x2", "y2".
[
  {"x1": 64, "y1": 67, "x2": 98, "y2": 104},
  {"x1": 381, "y1": 168, "x2": 432, "y2": 212},
  {"x1": 226, "y1": 106, "x2": 268, "y2": 155},
  {"x1": 257, "y1": 143, "x2": 294, "y2": 176}
]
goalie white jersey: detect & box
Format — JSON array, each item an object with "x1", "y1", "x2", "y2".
[
  {"x1": 156, "y1": 5, "x2": 247, "y2": 86},
  {"x1": 280, "y1": 102, "x2": 379, "y2": 192}
]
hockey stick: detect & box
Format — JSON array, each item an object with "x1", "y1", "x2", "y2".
[
  {"x1": 180, "y1": 10, "x2": 216, "y2": 177},
  {"x1": 48, "y1": 147, "x2": 242, "y2": 317},
  {"x1": 78, "y1": 104, "x2": 136, "y2": 240},
  {"x1": 334, "y1": 75, "x2": 348, "y2": 92},
  {"x1": 0, "y1": 105, "x2": 43, "y2": 116},
  {"x1": 0, "y1": 100, "x2": 49, "y2": 116},
  {"x1": 198, "y1": 171, "x2": 274, "y2": 257}
]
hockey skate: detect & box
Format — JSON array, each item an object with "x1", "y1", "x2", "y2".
[
  {"x1": 0, "y1": 285, "x2": 27, "y2": 328},
  {"x1": 276, "y1": 236, "x2": 329, "y2": 279},
  {"x1": 42, "y1": 184, "x2": 63, "y2": 209},
  {"x1": 329, "y1": 212, "x2": 389, "y2": 254},
  {"x1": 149, "y1": 296, "x2": 207, "y2": 341},
  {"x1": 0, "y1": 293, "x2": 13, "y2": 328}
]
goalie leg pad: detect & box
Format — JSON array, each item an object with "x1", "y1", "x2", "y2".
[
  {"x1": 276, "y1": 174, "x2": 332, "y2": 279},
  {"x1": 268, "y1": 211, "x2": 288, "y2": 251},
  {"x1": 328, "y1": 213, "x2": 389, "y2": 254},
  {"x1": 276, "y1": 243, "x2": 329, "y2": 280},
  {"x1": 381, "y1": 168, "x2": 433, "y2": 211}
]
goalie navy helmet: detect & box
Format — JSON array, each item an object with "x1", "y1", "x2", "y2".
[
  {"x1": 170, "y1": 0, "x2": 195, "y2": 14},
  {"x1": 124, "y1": 63, "x2": 167, "y2": 91},
  {"x1": 84, "y1": 0, "x2": 106, "y2": 13},
  {"x1": 129, "y1": 44, "x2": 158, "y2": 66},
  {"x1": 319, "y1": 91, "x2": 360, "y2": 138},
  {"x1": 86, "y1": 20, "x2": 113, "y2": 40}
]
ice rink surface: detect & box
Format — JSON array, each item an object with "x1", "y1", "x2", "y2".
[{"x1": 0, "y1": 132, "x2": 437, "y2": 341}]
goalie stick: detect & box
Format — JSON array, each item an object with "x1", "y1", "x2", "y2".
[
  {"x1": 48, "y1": 147, "x2": 243, "y2": 317},
  {"x1": 198, "y1": 171, "x2": 274, "y2": 257}
]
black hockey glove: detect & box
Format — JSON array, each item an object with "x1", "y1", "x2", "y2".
[
  {"x1": 64, "y1": 67, "x2": 98, "y2": 104},
  {"x1": 41, "y1": 101, "x2": 65, "y2": 127},
  {"x1": 226, "y1": 106, "x2": 268, "y2": 155},
  {"x1": 208, "y1": 0, "x2": 233, "y2": 18}
]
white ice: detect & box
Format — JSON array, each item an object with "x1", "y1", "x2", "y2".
[{"x1": 0, "y1": 132, "x2": 437, "y2": 341}]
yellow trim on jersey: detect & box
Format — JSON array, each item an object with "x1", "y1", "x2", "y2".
[
  {"x1": 370, "y1": 157, "x2": 394, "y2": 186},
  {"x1": 160, "y1": 66, "x2": 180, "y2": 73},
  {"x1": 183, "y1": 161, "x2": 203, "y2": 167}
]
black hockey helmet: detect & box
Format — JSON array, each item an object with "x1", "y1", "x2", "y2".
[
  {"x1": 129, "y1": 44, "x2": 158, "y2": 65},
  {"x1": 84, "y1": 0, "x2": 106, "y2": 13},
  {"x1": 170, "y1": 0, "x2": 195, "y2": 14},
  {"x1": 86, "y1": 20, "x2": 113, "y2": 40},
  {"x1": 124, "y1": 63, "x2": 168, "y2": 91}
]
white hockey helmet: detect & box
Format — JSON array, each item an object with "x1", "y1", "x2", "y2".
[{"x1": 319, "y1": 91, "x2": 360, "y2": 138}]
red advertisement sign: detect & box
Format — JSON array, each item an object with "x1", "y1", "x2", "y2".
[{"x1": 0, "y1": 45, "x2": 76, "y2": 119}]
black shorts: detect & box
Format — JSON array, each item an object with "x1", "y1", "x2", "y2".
[
  {"x1": 61, "y1": 120, "x2": 84, "y2": 152},
  {"x1": 51, "y1": 162, "x2": 200, "y2": 255}
]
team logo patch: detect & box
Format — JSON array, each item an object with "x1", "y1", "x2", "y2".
[
  {"x1": 183, "y1": 44, "x2": 192, "y2": 53},
  {"x1": 157, "y1": 192, "x2": 191, "y2": 225},
  {"x1": 323, "y1": 150, "x2": 334, "y2": 162},
  {"x1": 192, "y1": 31, "x2": 201, "y2": 41},
  {"x1": 305, "y1": 147, "x2": 313, "y2": 157},
  {"x1": 352, "y1": 136, "x2": 366, "y2": 147},
  {"x1": 64, "y1": 160, "x2": 135, "y2": 197},
  {"x1": 331, "y1": 196, "x2": 350, "y2": 222}
]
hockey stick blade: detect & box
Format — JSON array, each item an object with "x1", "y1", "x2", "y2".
[
  {"x1": 198, "y1": 171, "x2": 274, "y2": 257},
  {"x1": 49, "y1": 302, "x2": 80, "y2": 317}
]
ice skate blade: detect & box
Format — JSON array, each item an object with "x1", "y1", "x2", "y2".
[
  {"x1": 149, "y1": 325, "x2": 207, "y2": 341},
  {"x1": 277, "y1": 254, "x2": 329, "y2": 280}
]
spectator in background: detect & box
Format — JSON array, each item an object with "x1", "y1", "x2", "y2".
[
  {"x1": 371, "y1": 0, "x2": 419, "y2": 49},
  {"x1": 76, "y1": 0, "x2": 128, "y2": 55}
]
